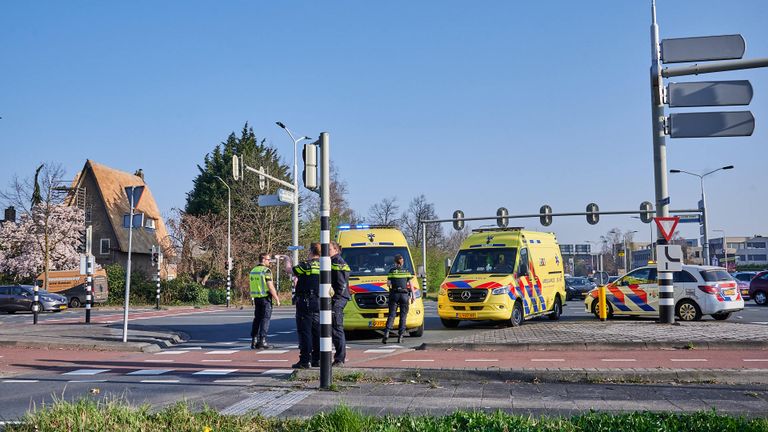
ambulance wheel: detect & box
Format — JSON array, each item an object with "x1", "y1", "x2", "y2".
[
  {"x1": 711, "y1": 312, "x2": 731, "y2": 321},
  {"x1": 676, "y1": 299, "x2": 702, "y2": 321},
  {"x1": 548, "y1": 296, "x2": 562, "y2": 321},
  {"x1": 69, "y1": 297, "x2": 81, "y2": 308},
  {"x1": 440, "y1": 318, "x2": 460, "y2": 328},
  {"x1": 510, "y1": 301, "x2": 524, "y2": 327},
  {"x1": 591, "y1": 300, "x2": 614, "y2": 319},
  {"x1": 409, "y1": 323, "x2": 424, "y2": 337}
]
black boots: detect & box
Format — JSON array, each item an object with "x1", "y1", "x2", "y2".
[
  {"x1": 251, "y1": 337, "x2": 271, "y2": 349},
  {"x1": 397, "y1": 334, "x2": 403, "y2": 344},
  {"x1": 250, "y1": 337, "x2": 257, "y2": 349}
]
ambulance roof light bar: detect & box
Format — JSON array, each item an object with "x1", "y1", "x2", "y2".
[{"x1": 337, "y1": 223, "x2": 398, "y2": 231}]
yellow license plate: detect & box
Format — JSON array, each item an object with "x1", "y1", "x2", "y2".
[
  {"x1": 723, "y1": 289, "x2": 735, "y2": 296},
  {"x1": 457, "y1": 313, "x2": 477, "y2": 319},
  {"x1": 368, "y1": 320, "x2": 387, "y2": 328},
  {"x1": 59, "y1": 305, "x2": 67, "y2": 310}
]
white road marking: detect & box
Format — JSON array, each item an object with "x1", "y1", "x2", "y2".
[
  {"x1": 257, "y1": 359, "x2": 289, "y2": 362},
  {"x1": 277, "y1": 331, "x2": 294, "y2": 334},
  {"x1": 465, "y1": 359, "x2": 498, "y2": 362},
  {"x1": 601, "y1": 359, "x2": 637, "y2": 362},
  {"x1": 743, "y1": 359, "x2": 768, "y2": 362},
  {"x1": 128, "y1": 369, "x2": 173, "y2": 376},
  {"x1": 401, "y1": 359, "x2": 434, "y2": 362},
  {"x1": 193, "y1": 369, "x2": 237, "y2": 376},
  {"x1": 530, "y1": 358, "x2": 565, "y2": 362},
  {"x1": 156, "y1": 351, "x2": 189, "y2": 355},
  {"x1": 365, "y1": 349, "x2": 396, "y2": 354},
  {"x1": 257, "y1": 350, "x2": 289, "y2": 355},
  {"x1": 140, "y1": 379, "x2": 180, "y2": 383},
  {"x1": 261, "y1": 369, "x2": 295, "y2": 375},
  {"x1": 283, "y1": 345, "x2": 299, "y2": 349},
  {"x1": 670, "y1": 358, "x2": 708, "y2": 362},
  {"x1": 219, "y1": 342, "x2": 237, "y2": 345},
  {"x1": 63, "y1": 369, "x2": 110, "y2": 376},
  {"x1": 214, "y1": 379, "x2": 253, "y2": 383},
  {"x1": 2, "y1": 380, "x2": 39, "y2": 383},
  {"x1": 206, "y1": 350, "x2": 236, "y2": 355}
]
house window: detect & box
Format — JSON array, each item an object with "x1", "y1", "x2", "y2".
[
  {"x1": 100, "y1": 238, "x2": 110, "y2": 255},
  {"x1": 144, "y1": 218, "x2": 156, "y2": 229},
  {"x1": 123, "y1": 213, "x2": 144, "y2": 228},
  {"x1": 85, "y1": 205, "x2": 92, "y2": 223},
  {"x1": 748, "y1": 242, "x2": 767, "y2": 249}
]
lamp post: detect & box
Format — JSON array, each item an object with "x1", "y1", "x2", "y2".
[
  {"x1": 585, "y1": 240, "x2": 600, "y2": 275},
  {"x1": 713, "y1": 229, "x2": 728, "y2": 270},
  {"x1": 625, "y1": 230, "x2": 638, "y2": 272},
  {"x1": 670, "y1": 165, "x2": 734, "y2": 265},
  {"x1": 214, "y1": 176, "x2": 231, "y2": 308},
  {"x1": 275, "y1": 122, "x2": 312, "y2": 276}
]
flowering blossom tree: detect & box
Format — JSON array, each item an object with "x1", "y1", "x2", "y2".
[{"x1": 0, "y1": 204, "x2": 84, "y2": 280}]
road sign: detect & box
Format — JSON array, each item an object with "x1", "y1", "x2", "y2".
[
  {"x1": 656, "y1": 245, "x2": 683, "y2": 272},
  {"x1": 661, "y1": 34, "x2": 745, "y2": 64},
  {"x1": 654, "y1": 217, "x2": 680, "y2": 242},
  {"x1": 232, "y1": 155, "x2": 240, "y2": 181},
  {"x1": 124, "y1": 186, "x2": 145, "y2": 209},
  {"x1": 287, "y1": 245, "x2": 305, "y2": 251},
  {"x1": 257, "y1": 194, "x2": 291, "y2": 207},
  {"x1": 677, "y1": 214, "x2": 701, "y2": 224},
  {"x1": 277, "y1": 188, "x2": 295, "y2": 205},
  {"x1": 667, "y1": 80, "x2": 753, "y2": 107},
  {"x1": 668, "y1": 111, "x2": 755, "y2": 138}
]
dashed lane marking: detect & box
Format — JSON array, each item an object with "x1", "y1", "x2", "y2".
[
  {"x1": 601, "y1": 359, "x2": 637, "y2": 362},
  {"x1": 670, "y1": 359, "x2": 708, "y2": 362},
  {"x1": 206, "y1": 350, "x2": 237, "y2": 355},
  {"x1": 156, "y1": 351, "x2": 189, "y2": 355},
  {"x1": 364, "y1": 349, "x2": 396, "y2": 354},
  {"x1": 2, "y1": 380, "x2": 39, "y2": 383},
  {"x1": 743, "y1": 359, "x2": 768, "y2": 362},
  {"x1": 63, "y1": 369, "x2": 110, "y2": 376},
  {"x1": 257, "y1": 359, "x2": 289, "y2": 363},
  {"x1": 193, "y1": 369, "x2": 238, "y2": 376},
  {"x1": 401, "y1": 359, "x2": 434, "y2": 362},
  {"x1": 530, "y1": 359, "x2": 565, "y2": 362},
  {"x1": 128, "y1": 369, "x2": 173, "y2": 376},
  {"x1": 257, "y1": 350, "x2": 289, "y2": 355},
  {"x1": 465, "y1": 359, "x2": 498, "y2": 362}
]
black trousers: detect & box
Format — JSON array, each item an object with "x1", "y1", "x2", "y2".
[
  {"x1": 251, "y1": 297, "x2": 273, "y2": 340},
  {"x1": 384, "y1": 292, "x2": 411, "y2": 336},
  {"x1": 331, "y1": 298, "x2": 348, "y2": 362},
  {"x1": 295, "y1": 296, "x2": 319, "y2": 364}
]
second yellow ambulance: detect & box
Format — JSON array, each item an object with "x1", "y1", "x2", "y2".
[{"x1": 438, "y1": 227, "x2": 566, "y2": 327}]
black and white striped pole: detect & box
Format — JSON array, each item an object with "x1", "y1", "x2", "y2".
[
  {"x1": 85, "y1": 256, "x2": 93, "y2": 323},
  {"x1": 155, "y1": 251, "x2": 162, "y2": 310},
  {"x1": 32, "y1": 283, "x2": 39, "y2": 325},
  {"x1": 318, "y1": 132, "x2": 332, "y2": 389}
]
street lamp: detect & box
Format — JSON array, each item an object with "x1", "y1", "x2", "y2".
[
  {"x1": 276, "y1": 122, "x2": 312, "y2": 275},
  {"x1": 713, "y1": 229, "x2": 728, "y2": 270},
  {"x1": 625, "y1": 230, "x2": 639, "y2": 273},
  {"x1": 214, "y1": 176, "x2": 232, "y2": 308},
  {"x1": 670, "y1": 165, "x2": 734, "y2": 265},
  {"x1": 585, "y1": 240, "x2": 600, "y2": 275}
]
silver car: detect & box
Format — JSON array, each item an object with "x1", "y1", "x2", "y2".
[{"x1": 0, "y1": 285, "x2": 68, "y2": 313}]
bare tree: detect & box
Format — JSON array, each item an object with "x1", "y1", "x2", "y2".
[
  {"x1": 402, "y1": 194, "x2": 444, "y2": 249},
  {"x1": 368, "y1": 196, "x2": 401, "y2": 226}
]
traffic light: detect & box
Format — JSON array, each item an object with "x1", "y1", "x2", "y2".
[
  {"x1": 496, "y1": 207, "x2": 509, "y2": 228},
  {"x1": 302, "y1": 143, "x2": 319, "y2": 190},
  {"x1": 586, "y1": 203, "x2": 600, "y2": 225},
  {"x1": 77, "y1": 228, "x2": 86, "y2": 254},
  {"x1": 452, "y1": 210, "x2": 464, "y2": 231},
  {"x1": 539, "y1": 205, "x2": 552, "y2": 227},
  {"x1": 640, "y1": 201, "x2": 654, "y2": 223},
  {"x1": 151, "y1": 246, "x2": 159, "y2": 267}
]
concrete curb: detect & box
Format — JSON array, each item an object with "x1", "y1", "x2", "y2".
[
  {"x1": 295, "y1": 366, "x2": 768, "y2": 385},
  {"x1": 0, "y1": 327, "x2": 189, "y2": 353},
  {"x1": 417, "y1": 341, "x2": 768, "y2": 351}
]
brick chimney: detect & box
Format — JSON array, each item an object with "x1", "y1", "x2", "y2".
[{"x1": 4, "y1": 206, "x2": 16, "y2": 223}]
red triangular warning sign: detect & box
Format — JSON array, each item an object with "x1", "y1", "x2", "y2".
[{"x1": 654, "y1": 217, "x2": 680, "y2": 242}]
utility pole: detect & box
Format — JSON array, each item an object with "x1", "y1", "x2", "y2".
[
  {"x1": 318, "y1": 132, "x2": 332, "y2": 390},
  {"x1": 215, "y1": 176, "x2": 232, "y2": 308}
]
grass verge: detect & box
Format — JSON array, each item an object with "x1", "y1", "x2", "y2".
[{"x1": 6, "y1": 398, "x2": 768, "y2": 432}]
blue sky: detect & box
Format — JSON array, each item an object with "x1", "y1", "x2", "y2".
[{"x1": 2, "y1": 1, "x2": 767, "y2": 247}]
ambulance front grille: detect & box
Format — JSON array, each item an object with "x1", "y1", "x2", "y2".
[
  {"x1": 355, "y1": 293, "x2": 389, "y2": 309},
  {"x1": 447, "y1": 289, "x2": 488, "y2": 303}
]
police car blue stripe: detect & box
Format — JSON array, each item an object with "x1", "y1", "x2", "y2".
[{"x1": 625, "y1": 294, "x2": 656, "y2": 312}]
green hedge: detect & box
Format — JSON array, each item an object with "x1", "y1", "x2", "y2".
[{"x1": 105, "y1": 265, "x2": 212, "y2": 306}]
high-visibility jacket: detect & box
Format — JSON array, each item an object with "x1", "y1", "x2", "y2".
[
  {"x1": 293, "y1": 258, "x2": 320, "y2": 298},
  {"x1": 331, "y1": 254, "x2": 351, "y2": 301},
  {"x1": 387, "y1": 265, "x2": 412, "y2": 293},
  {"x1": 249, "y1": 265, "x2": 272, "y2": 298}
]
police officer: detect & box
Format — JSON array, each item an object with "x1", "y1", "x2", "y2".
[
  {"x1": 250, "y1": 253, "x2": 280, "y2": 349},
  {"x1": 291, "y1": 243, "x2": 321, "y2": 369},
  {"x1": 382, "y1": 254, "x2": 414, "y2": 344},
  {"x1": 330, "y1": 241, "x2": 350, "y2": 366}
]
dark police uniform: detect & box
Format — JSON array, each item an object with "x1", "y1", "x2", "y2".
[
  {"x1": 331, "y1": 253, "x2": 351, "y2": 364},
  {"x1": 249, "y1": 264, "x2": 273, "y2": 349},
  {"x1": 292, "y1": 258, "x2": 320, "y2": 368},
  {"x1": 382, "y1": 264, "x2": 413, "y2": 343}
]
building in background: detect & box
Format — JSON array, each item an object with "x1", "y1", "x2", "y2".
[{"x1": 710, "y1": 236, "x2": 768, "y2": 270}]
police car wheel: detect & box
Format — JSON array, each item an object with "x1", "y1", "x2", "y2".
[
  {"x1": 510, "y1": 301, "x2": 524, "y2": 327},
  {"x1": 409, "y1": 323, "x2": 424, "y2": 337},
  {"x1": 591, "y1": 300, "x2": 613, "y2": 319},
  {"x1": 676, "y1": 300, "x2": 702, "y2": 321},
  {"x1": 548, "y1": 296, "x2": 562, "y2": 321},
  {"x1": 441, "y1": 318, "x2": 460, "y2": 328}
]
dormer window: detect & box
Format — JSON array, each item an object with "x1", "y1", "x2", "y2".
[
  {"x1": 145, "y1": 218, "x2": 156, "y2": 230},
  {"x1": 123, "y1": 213, "x2": 144, "y2": 228}
]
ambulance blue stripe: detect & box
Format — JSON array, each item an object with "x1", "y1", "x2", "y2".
[
  {"x1": 449, "y1": 281, "x2": 472, "y2": 288},
  {"x1": 379, "y1": 242, "x2": 395, "y2": 246},
  {"x1": 351, "y1": 242, "x2": 366, "y2": 246},
  {"x1": 626, "y1": 294, "x2": 656, "y2": 312},
  {"x1": 469, "y1": 245, "x2": 483, "y2": 248},
  {"x1": 492, "y1": 244, "x2": 506, "y2": 247},
  {"x1": 356, "y1": 284, "x2": 387, "y2": 292}
]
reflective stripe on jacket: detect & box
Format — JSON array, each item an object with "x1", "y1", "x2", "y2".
[{"x1": 249, "y1": 265, "x2": 272, "y2": 298}]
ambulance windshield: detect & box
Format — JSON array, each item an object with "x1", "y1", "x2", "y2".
[
  {"x1": 342, "y1": 247, "x2": 415, "y2": 277},
  {"x1": 450, "y1": 248, "x2": 518, "y2": 275}
]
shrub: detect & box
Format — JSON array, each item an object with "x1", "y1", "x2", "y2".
[{"x1": 208, "y1": 287, "x2": 227, "y2": 305}]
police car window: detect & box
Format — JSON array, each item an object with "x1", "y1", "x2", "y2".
[
  {"x1": 700, "y1": 269, "x2": 733, "y2": 282},
  {"x1": 449, "y1": 248, "x2": 517, "y2": 275},
  {"x1": 673, "y1": 271, "x2": 697, "y2": 283},
  {"x1": 620, "y1": 268, "x2": 655, "y2": 285},
  {"x1": 341, "y1": 247, "x2": 413, "y2": 276}
]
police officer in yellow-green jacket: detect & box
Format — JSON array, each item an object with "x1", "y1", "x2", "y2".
[
  {"x1": 382, "y1": 254, "x2": 414, "y2": 344},
  {"x1": 250, "y1": 253, "x2": 280, "y2": 349}
]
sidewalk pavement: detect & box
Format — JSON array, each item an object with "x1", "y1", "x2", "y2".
[
  {"x1": 420, "y1": 320, "x2": 768, "y2": 351},
  {"x1": 0, "y1": 322, "x2": 187, "y2": 353}
]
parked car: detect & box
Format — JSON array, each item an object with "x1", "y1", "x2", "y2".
[
  {"x1": 565, "y1": 277, "x2": 597, "y2": 300},
  {"x1": 732, "y1": 271, "x2": 758, "y2": 300},
  {"x1": 749, "y1": 271, "x2": 768, "y2": 306},
  {"x1": 0, "y1": 285, "x2": 68, "y2": 313},
  {"x1": 584, "y1": 265, "x2": 743, "y2": 321}
]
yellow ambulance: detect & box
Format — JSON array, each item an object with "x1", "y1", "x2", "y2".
[
  {"x1": 438, "y1": 227, "x2": 566, "y2": 327},
  {"x1": 337, "y1": 224, "x2": 425, "y2": 337}
]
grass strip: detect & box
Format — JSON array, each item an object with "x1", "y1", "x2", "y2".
[{"x1": 6, "y1": 398, "x2": 768, "y2": 432}]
